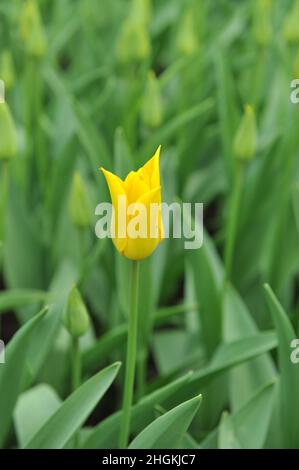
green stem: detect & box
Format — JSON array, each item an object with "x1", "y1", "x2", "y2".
[
  {"x1": 0, "y1": 160, "x2": 9, "y2": 243},
  {"x1": 24, "y1": 58, "x2": 45, "y2": 205},
  {"x1": 71, "y1": 337, "x2": 81, "y2": 391},
  {"x1": 136, "y1": 348, "x2": 146, "y2": 401},
  {"x1": 78, "y1": 228, "x2": 86, "y2": 281},
  {"x1": 252, "y1": 47, "x2": 265, "y2": 108},
  {"x1": 0, "y1": 160, "x2": 9, "y2": 337},
  {"x1": 119, "y1": 260, "x2": 140, "y2": 449},
  {"x1": 71, "y1": 336, "x2": 81, "y2": 448},
  {"x1": 224, "y1": 162, "x2": 244, "y2": 282}
]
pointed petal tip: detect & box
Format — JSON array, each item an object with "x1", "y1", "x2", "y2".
[{"x1": 100, "y1": 167, "x2": 114, "y2": 181}]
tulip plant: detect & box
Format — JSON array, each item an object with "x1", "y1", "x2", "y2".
[{"x1": 101, "y1": 146, "x2": 163, "y2": 447}]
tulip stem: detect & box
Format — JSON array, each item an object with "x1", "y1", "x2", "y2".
[
  {"x1": 119, "y1": 260, "x2": 140, "y2": 449},
  {"x1": 0, "y1": 160, "x2": 9, "y2": 252},
  {"x1": 224, "y1": 162, "x2": 244, "y2": 281},
  {"x1": 71, "y1": 337, "x2": 81, "y2": 391},
  {"x1": 78, "y1": 228, "x2": 87, "y2": 282},
  {"x1": 0, "y1": 160, "x2": 9, "y2": 336},
  {"x1": 71, "y1": 337, "x2": 81, "y2": 448},
  {"x1": 136, "y1": 348, "x2": 146, "y2": 400}
]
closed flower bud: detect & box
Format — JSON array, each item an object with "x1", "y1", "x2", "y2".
[
  {"x1": 0, "y1": 102, "x2": 17, "y2": 160},
  {"x1": 69, "y1": 172, "x2": 92, "y2": 229},
  {"x1": 20, "y1": 0, "x2": 47, "y2": 58},
  {"x1": 176, "y1": 8, "x2": 198, "y2": 56},
  {"x1": 254, "y1": 0, "x2": 272, "y2": 47},
  {"x1": 283, "y1": 0, "x2": 299, "y2": 44},
  {"x1": 117, "y1": 19, "x2": 151, "y2": 64},
  {"x1": 63, "y1": 286, "x2": 90, "y2": 338},
  {"x1": 0, "y1": 51, "x2": 15, "y2": 92},
  {"x1": 233, "y1": 105, "x2": 257, "y2": 161},
  {"x1": 141, "y1": 71, "x2": 163, "y2": 128}
]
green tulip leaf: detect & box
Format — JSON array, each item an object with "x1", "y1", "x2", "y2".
[
  {"x1": 25, "y1": 362, "x2": 121, "y2": 449},
  {"x1": 264, "y1": 284, "x2": 299, "y2": 448},
  {"x1": 0, "y1": 308, "x2": 47, "y2": 447},
  {"x1": 129, "y1": 395, "x2": 202, "y2": 449},
  {"x1": 83, "y1": 372, "x2": 193, "y2": 449},
  {"x1": 201, "y1": 381, "x2": 275, "y2": 449},
  {"x1": 0, "y1": 289, "x2": 47, "y2": 315},
  {"x1": 218, "y1": 411, "x2": 242, "y2": 449},
  {"x1": 14, "y1": 384, "x2": 62, "y2": 448}
]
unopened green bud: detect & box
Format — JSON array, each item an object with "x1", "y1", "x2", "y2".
[
  {"x1": 233, "y1": 105, "x2": 257, "y2": 161},
  {"x1": 117, "y1": 0, "x2": 152, "y2": 64},
  {"x1": 254, "y1": 0, "x2": 272, "y2": 47},
  {"x1": 283, "y1": 0, "x2": 299, "y2": 44},
  {"x1": 20, "y1": 0, "x2": 47, "y2": 58},
  {"x1": 0, "y1": 102, "x2": 17, "y2": 160},
  {"x1": 141, "y1": 71, "x2": 163, "y2": 128},
  {"x1": 176, "y1": 8, "x2": 198, "y2": 56},
  {"x1": 0, "y1": 51, "x2": 15, "y2": 92},
  {"x1": 117, "y1": 19, "x2": 151, "y2": 64},
  {"x1": 69, "y1": 172, "x2": 92, "y2": 229},
  {"x1": 63, "y1": 286, "x2": 90, "y2": 338}
]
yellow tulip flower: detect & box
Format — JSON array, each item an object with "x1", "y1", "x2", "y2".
[{"x1": 100, "y1": 146, "x2": 163, "y2": 260}]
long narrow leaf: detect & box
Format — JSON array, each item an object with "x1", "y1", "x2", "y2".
[
  {"x1": 25, "y1": 362, "x2": 121, "y2": 449},
  {"x1": 264, "y1": 284, "x2": 299, "y2": 448},
  {"x1": 0, "y1": 289, "x2": 47, "y2": 315},
  {"x1": 129, "y1": 395, "x2": 202, "y2": 449},
  {"x1": 0, "y1": 308, "x2": 47, "y2": 447}
]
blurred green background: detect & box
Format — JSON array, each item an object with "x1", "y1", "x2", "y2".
[{"x1": 1, "y1": 0, "x2": 299, "y2": 450}]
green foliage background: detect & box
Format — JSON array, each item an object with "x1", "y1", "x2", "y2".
[{"x1": 0, "y1": 0, "x2": 299, "y2": 449}]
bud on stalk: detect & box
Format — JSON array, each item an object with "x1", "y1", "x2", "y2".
[
  {"x1": 20, "y1": 0, "x2": 47, "y2": 58},
  {"x1": 69, "y1": 172, "x2": 92, "y2": 230},
  {"x1": 233, "y1": 105, "x2": 257, "y2": 162},
  {"x1": 141, "y1": 71, "x2": 163, "y2": 128},
  {"x1": 63, "y1": 286, "x2": 90, "y2": 338}
]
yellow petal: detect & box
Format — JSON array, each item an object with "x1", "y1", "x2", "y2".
[
  {"x1": 137, "y1": 185, "x2": 163, "y2": 241},
  {"x1": 124, "y1": 186, "x2": 163, "y2": 260},
  {"x1": 138, "y1": 145, "x2": 161, "y2": 191},
  {"x1": 100, "y1": 167, "x2": 127, "y2": 254},
  {"x1": 124, "y1": 171, "x2": 150, "y2": 203}
]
